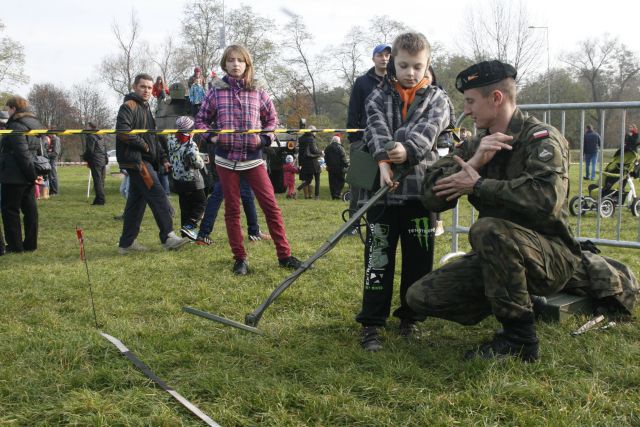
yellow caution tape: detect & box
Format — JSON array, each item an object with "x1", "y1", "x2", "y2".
[{"x1": 0, "y1": 128, "x2": 366, "y2": 136}]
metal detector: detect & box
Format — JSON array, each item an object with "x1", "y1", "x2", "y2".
[{"x1": 184, "y1": 169, "x2": 408, "y2": 334}]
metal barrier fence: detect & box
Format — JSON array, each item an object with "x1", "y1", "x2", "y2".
[{"x1": 448, "y1": 101, "x2": 640, "y2": 256}]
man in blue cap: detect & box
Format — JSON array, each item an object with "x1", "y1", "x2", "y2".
[{"x1": 345, "y1": 43, "x2": 391, "y2": 234}]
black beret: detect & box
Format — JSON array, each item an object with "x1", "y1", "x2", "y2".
[{"x1": 455, "y1": 60, "x2": 517, "y2": 93}]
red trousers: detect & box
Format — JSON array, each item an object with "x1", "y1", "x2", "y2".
[{"x1": 216, "y1": 164, "x2": 291, "y2": 261}]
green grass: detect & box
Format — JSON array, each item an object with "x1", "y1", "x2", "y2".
[{"x1": 0, "y1": 166, "x2": 639, "y2": 426}]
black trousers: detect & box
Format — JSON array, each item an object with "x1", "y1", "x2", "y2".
[
  {"x1": 178, "y1": 189, "x2": 206, "y2": 228},
  {"x1": 119, "y1": 162, "x2": 174, "y2": 247},
  {"x1": 48, "y1": 160, "x2": 58, "y2": 194},
  {"x1": 356, "y1": 201, "x2": 435, "y2": 326},
  {"x1": 90, "y1": 164, "x2": 106, "y2": 204},
  {"x1": 328, "y1": 172, "x2": 345, "y2": 199},
  {"x1": 1, "y1": 183, "x2": 38, "y2": 252}
]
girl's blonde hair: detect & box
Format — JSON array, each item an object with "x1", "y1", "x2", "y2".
[{"x1": 220, "y1": 45, "x2": 255, "y2": 89}]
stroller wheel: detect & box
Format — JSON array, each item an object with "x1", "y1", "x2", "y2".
[
  {"x1": 631, "y1": 198, "x2": 640, "y2": 217},
  {"x1": 342, "y1": 190, "x2": 352, "y2": 202},
  {"x1": 569, "y1": 195, "x2": 585, "y2": 216},
  {"x1": 599, "y1": 199, "x2": 615, "y2": 218}
]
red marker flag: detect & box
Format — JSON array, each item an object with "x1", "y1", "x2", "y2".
[{"x1": 76, "y1": 227, "x2": 85, "y2": 261}]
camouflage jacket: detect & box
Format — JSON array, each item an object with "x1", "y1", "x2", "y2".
[
  {"x1": 422, "y1": 108, "x2": 580, "y2": 253},
  {"x1": 358, "y1": 79, "x2": 451, "y2": 206}
]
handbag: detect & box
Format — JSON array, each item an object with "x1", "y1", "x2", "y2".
[{"x1": 32, "y1": 138, "x2": 52, "y2": 176}]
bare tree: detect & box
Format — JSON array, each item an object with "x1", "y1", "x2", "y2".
[
  {"x1": 225, "y1": 5, "x2": 276, "y2": 78},
  {"x1": 181, "y1": 0, "x2": 224, "y2": 79},
  {"x1": 367, "y1": 15, "x2": 407, "y2": 45},
  {"x1": 71, "y1": 82, "x2": 113, "y2": 128},
  {"x1": 99, "y1": 10, "x2": 150, "y2": 96},
  {"x1": 282, "y1": 15, "x2": 323, "y2": 116},
  {"x1": 0, "y1": 20, "x2": 29, "y2": 90},
  {"x1": 332, "y1": 26, "x2": 368, "y2": 93},
  {"x1": 564, "y1": 36, "x2": 640, "y2": 103},
  {"x1": 28, "y1": 83, "x2": 78, "y2": 129},
  {"x1": 149, "y1": 35, "x2": 191, "y2": 85},
  {"x1": 461, "y1": 0, "x2": 541, "y2": 81}
]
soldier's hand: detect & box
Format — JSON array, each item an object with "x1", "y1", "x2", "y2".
[
  {"x1": 433, "y1": 156, "x2": 480, "y2": 201},
  {"x1": 467, "y1": 133, "x2": 513, "y2": 170}
]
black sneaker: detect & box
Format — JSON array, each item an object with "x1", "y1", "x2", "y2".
[
  {"x1": 463, "y1": 335, "x2": 539, "y2": 362},
  {"x1": 361, "y1": 326, "x2": 383, "y2": 352},
  {"x1": 233, "y1": 259, "x2": 249, "y2": 275},
  {"x1": 278, "y1": 256, "x2": 302, "y2": 270},
  {"x1": 399, "y1": 319, "x2": 420, "y2": 339}
]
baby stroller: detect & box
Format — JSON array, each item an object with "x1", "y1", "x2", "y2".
[{"x1": 569, "y1": 148, "x2": 640, "y2": 218}]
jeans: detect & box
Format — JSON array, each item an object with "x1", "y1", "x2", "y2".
[
  {"x1": 199, "y1": 175, "x2": 260, "y2": 237},
  {"x1": 584, "y1": 152, "x2": 598, "y2": 180}
]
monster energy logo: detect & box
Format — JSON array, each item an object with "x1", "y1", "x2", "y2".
[{"x1": 409, "y1": 217, "x2": 430, "y2": 249}]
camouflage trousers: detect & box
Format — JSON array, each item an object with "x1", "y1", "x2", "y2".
[{"x1": 406, "y1": 217, "x2": 580, "y2": 324}]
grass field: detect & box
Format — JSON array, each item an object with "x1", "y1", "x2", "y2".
[{"x1": 1, "y1": 166, "x2": 639, "y2": 426}]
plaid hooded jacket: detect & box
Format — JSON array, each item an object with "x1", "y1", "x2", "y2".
[
  {"x1": 358, "y1": 77, "x2": 452, "y2": 205},
  {"x1": 195, "y1": 76, "x2": 277, "y2": 163}
]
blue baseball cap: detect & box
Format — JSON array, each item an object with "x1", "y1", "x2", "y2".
[{"x1": 372, "y1": 44, "x2": 391, "y2": 56}]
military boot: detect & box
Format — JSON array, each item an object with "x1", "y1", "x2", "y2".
[{"x1": 465, "y1": 313, "x2": 539, "y2": 362}]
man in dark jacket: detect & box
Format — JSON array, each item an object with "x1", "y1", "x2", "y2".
[
  {"x1": 0, "y1": 96, "x2": 45, "y2": 253},
  {"x1": 324, "y1": 135, "x2": 349, "y2": 199},
  {"x1": 345, "y1": 43, "x2": 390, "y2": 231},
  {"x1": 116, "y1": 73, "x2": 188, "y2": 253},
  {"x1": 84, "y1": 122, "x2": 108, "y2": 205},
  {"x1": 583, "y1": 124, "x2": 600, "y2": 180}
]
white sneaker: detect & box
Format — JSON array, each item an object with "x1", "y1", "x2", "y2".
[
  {"x1": 118, "y1": 240, "x2": 148, "y2": 255},
  {"x1": 435, "y1": 220, "x2": 445, "y2": 237},
  {"x1": 162, "y1": 231, "x2": 190, "y2": 250}
]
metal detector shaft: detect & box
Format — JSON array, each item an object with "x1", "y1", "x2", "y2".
[{"x1": 245, "y1": 170, "x2": 408, "y2": 327}]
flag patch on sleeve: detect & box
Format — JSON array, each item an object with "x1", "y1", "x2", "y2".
[{"x1": 533, "y1": 130, "x2": 549, "y2": 139}]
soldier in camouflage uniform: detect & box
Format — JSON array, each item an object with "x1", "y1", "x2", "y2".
[{"x1": 406, "y1": 60, "x2": 583, "y2": 362}]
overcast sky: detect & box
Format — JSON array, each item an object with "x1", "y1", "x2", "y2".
[{"x1": 4, "y1": 0, "x2": 640, "y2": 99}]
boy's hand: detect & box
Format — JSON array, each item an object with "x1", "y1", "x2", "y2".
[
  {"x1": 379, "y1": 162, "x2": 399, "y2": 192},
  {"x1": 163, "y1": 161, "x2": 171, "y2": 172},
  {"x1": 386, "y1": 142, "x2": 407, "y2": 164}
]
